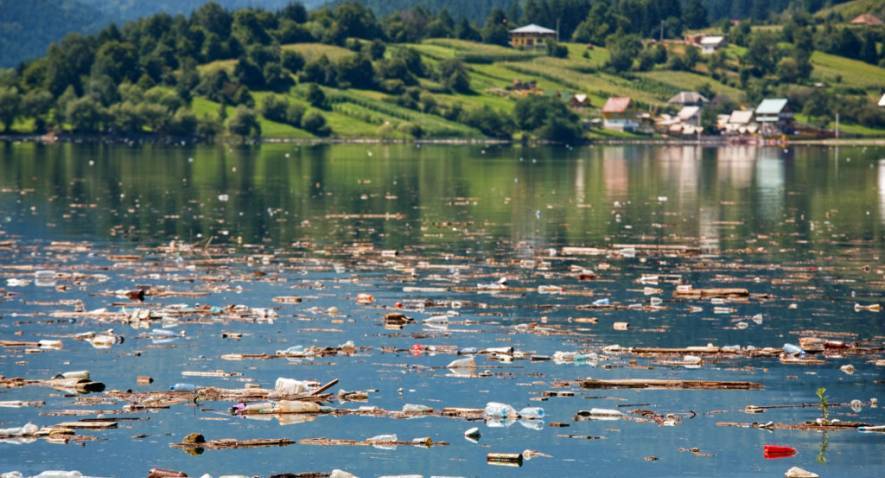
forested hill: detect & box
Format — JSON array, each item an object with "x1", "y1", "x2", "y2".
[
  {"x1": 1, "y1": 0, "x2": 861, "y2": 67},
  {"x1": 0, "y1": 0, "x2": 324, "y2": 67},
  {"x1": 344, "y1": 0, "x2": 849, "y2": 23}
]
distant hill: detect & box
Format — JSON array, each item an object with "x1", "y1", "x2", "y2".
[
  {"x1": 0, "y1": 0, "x2": 326, "y2": 67},
  {"x1": 0, "y1": 0, "x2": 865, "y2": 67},
  {"x1": 0, "y1": 0, "x2": 105, "y2": 67}
]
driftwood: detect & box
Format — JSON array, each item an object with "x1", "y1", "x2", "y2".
[
  {"x1": 298, "y1": 437, "x2": 446, "y2": 447},
  {"x1": 716, "y1": 421, "x2": 870, "y2": 431},
  {"x1": 0, "y1": 376, "x2": 105, "y2": 393},
  {"x1": 107, "y1": 386, "x2": 332, "y2": 406},
  {"x1": 574, "y1": 378, "x2": 762, "y2": 390},
  {"x1": 673, "y1": 287, "x2": 750, "y2": 299},
  {"x1": 172, "y1": 434, "x2": 446, "y2": 452}
]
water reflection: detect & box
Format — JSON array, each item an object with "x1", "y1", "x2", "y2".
[{"x1": 0, "y1": 143, "x2": 882, "y2": 252}]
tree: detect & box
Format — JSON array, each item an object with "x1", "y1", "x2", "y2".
[
  {"x1": 455, "y1": 18, "x2": 481, "y2": 42},
  {"x1": 0, "y1": 86, "x2": 21, "y2": 132},
  {"x1": 306, "y1": 83, "x2": 326, "y2": 109},
  {"x1": 226, "y1": 105, "x2": 261, "y2": 139},
  {"x1": 66, "y1": 96, "x2": 105, "y2": 133},
  {"x1": 437, "y1": 59, "x2": 470, "y2": 93},
  {"x1": 280, "y1": 2, "x2": 308, "y2": 23},
  {"x1": 481, "y1": 9, "x2": 510, "y2": 47},
  {"x1": 301, "y1": 111, "x2": 330, "y2": 136},
  {"x1": 282, "y1": 51, "x2": 305, "y2": 73},
  {"x1": 91, "y1": 41, "x2": 138, "y2": 84},
  {"x1": 682, "y1": 0, "x2": 708, "y2": 29},
  {"x1": 234, "y1": 57, "x2": 265, "y2": 89},
  {"x1": 336, "y1": 54, "x2": 375, "y2": 89},
  {"x1": 167, "y1": 108, "x2": 198, "y2": 136},
  {"x1": 513, "y1": 95, "x2": 583, "y2": 143},
  {"x1": 606, "y1": 34, "x2": 642, "y2": 72},
  {"x1": 684, "y1": 45, "x2": 701, "y2": 70},
  {"x1": 329, "y1": 2, "x2": 383, "y2": 44},
  {"x1": 22, "y1": 89, "x2": 53, "y2": 132},
  {"x1": 463, "y1": 105, "x2": 513, "y2": 139},
  {"x1": 260, "y1": 94, "x2": 302, "y2": 126},
  {"x1": 263, "y1": 63, "x2": 294, "y2": 92},
  {"x1": 193, "y1": 1, "x2": 232, "y2": 37},
  {"x1": 802, "y1": 89, "x2": 831, "y2": 127},
  {"x1": 368, "y1": 40, "x2": 386, "y2": 60}
]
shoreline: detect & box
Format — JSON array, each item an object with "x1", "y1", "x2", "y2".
[{"x1": 2, "y1": 133, "x2": 884, "y2": 147}]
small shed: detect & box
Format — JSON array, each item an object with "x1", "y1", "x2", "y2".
[
  {"x1": 509, "y1": 24, "x2": 557, "y2": 48},
  {"x1": 602, "y1": 97, "x2": 638, "y2": 132},
  {"x1": 699, "y1": 36, "x2": 725, "y2": 54},
  {"x1": 668, "y1": 91, "x2": 709, "y2": 106},
  {"x1": 570, "y1": 93, "x2": 589, "y2": 108}
]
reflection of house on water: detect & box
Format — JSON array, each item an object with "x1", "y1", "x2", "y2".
[
  {"x1": 716, "y1": 146, "x2": 756, "y2": 189},
  {"x1": 755, "y1": 148, "x2": 785, "y2": 224},
  {"x1": 602, "y1": 147, "x2": 629, "y2": 199},
  {"x1": 880, "y1": 160, "x2": 885, "y2": 224},
  {"x1": 655, "y1": 146, "x2": 700, "y2": 203}
]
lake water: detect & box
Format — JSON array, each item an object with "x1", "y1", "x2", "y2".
[{"x1": 0, "y1": 143, "x2": 883, "y2": 477}]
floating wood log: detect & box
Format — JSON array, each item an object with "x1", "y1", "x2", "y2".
[
  {"x1": 576, "y1": 378, "x2": 762, "y2": 390},
  {"x1": 716, "y1": 421, "x2": 870, "y2": 431},
  {"x1": 674, "y1": 287, "x2": 750, "y2": 299}
]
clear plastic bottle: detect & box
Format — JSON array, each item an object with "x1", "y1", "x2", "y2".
[
  {"x1": 518, "y1": 407, "x2": 545, "y2": 419},
  {"x1": 484, "y1": 402, "x2": 517, "y2": 419}
]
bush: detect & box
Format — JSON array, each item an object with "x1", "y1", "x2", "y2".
[
  {"x1": 226, "y1": 105, "x2": 261, "y2": 139},
  {"x1": 546, "y1": 41, "x2": 568, "y2": 58},
  {"x1": 281, "y1": 51, "x2": 305, "y2": 73},
  {"x1": 437, "y1": 58, "x2": 470, "y2": 93},
  {"x1": 306, "y1": 84, "x2": 327, "y2": 109},
  {"x1": 302, "y1": 111, "x2": 330, "y2": 136},
  {"x1": 463, "y1": 105, "x2": 512, "y2": 139},
  {"x1": 514, "y1": 95, "x2": 583, "y2": 143}
]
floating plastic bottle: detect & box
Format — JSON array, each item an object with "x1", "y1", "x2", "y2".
[
  {"x1": 484, "y1": 402, "x2": 517, "y2": 419},
  {"x1": 518, "y1": 407, "x2": 545, "y2": 419}
]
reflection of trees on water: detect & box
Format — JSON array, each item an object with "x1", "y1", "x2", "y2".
[{"x1": 0, "y1": 144, "x2": 881, "y2": 254}]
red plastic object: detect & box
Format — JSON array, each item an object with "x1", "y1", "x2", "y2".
[
  {"x1": 410, "y1": 343, "x2": 425, "y2": 356},
  {"x1": 763, "y1": 444, "x2": 797, "y2": 459}
]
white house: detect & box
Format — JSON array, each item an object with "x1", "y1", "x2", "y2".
[
  {"x1": 755, "y1": 98, "x2": 793, "y2": 135},
  {"x1": 699, "y1": 36, "x2": 725, "y2": 54}
]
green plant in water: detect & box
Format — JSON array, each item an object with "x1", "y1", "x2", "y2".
[{"x1": 816, "y1": 387, "x2": 829, "y2": 422}]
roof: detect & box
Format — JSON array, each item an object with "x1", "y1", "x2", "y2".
[
  {"x1": 572, "y1": 93, "x2": 588, "y2": 103},
  {"x1": 851, "y1": 14, "x2": 883, "y2": 26},
  {"x1": 728, "y1": 110, "x2": 754, "y2": 124},
  {"x1": 509, "y1": 24, "x2": 557, "y2": 34},
  {"x1": 677, "y1": 106, "x2": 701, "y2": 121},
  {"x1": 879, "y1": 93, "x2": 885, "y2": 107},
  {"x1": 602, "y1": 97, "x2": 632, "y2": 114},
  {"x1": 756, "y1": 98, "x2": 788, "y2": 115},
  {"x1": 700, "y1": 36, "x2": 725, "y2": 46},
  {"x1": 668, "y1": 91, "x2": 709, "y2": 105}
]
